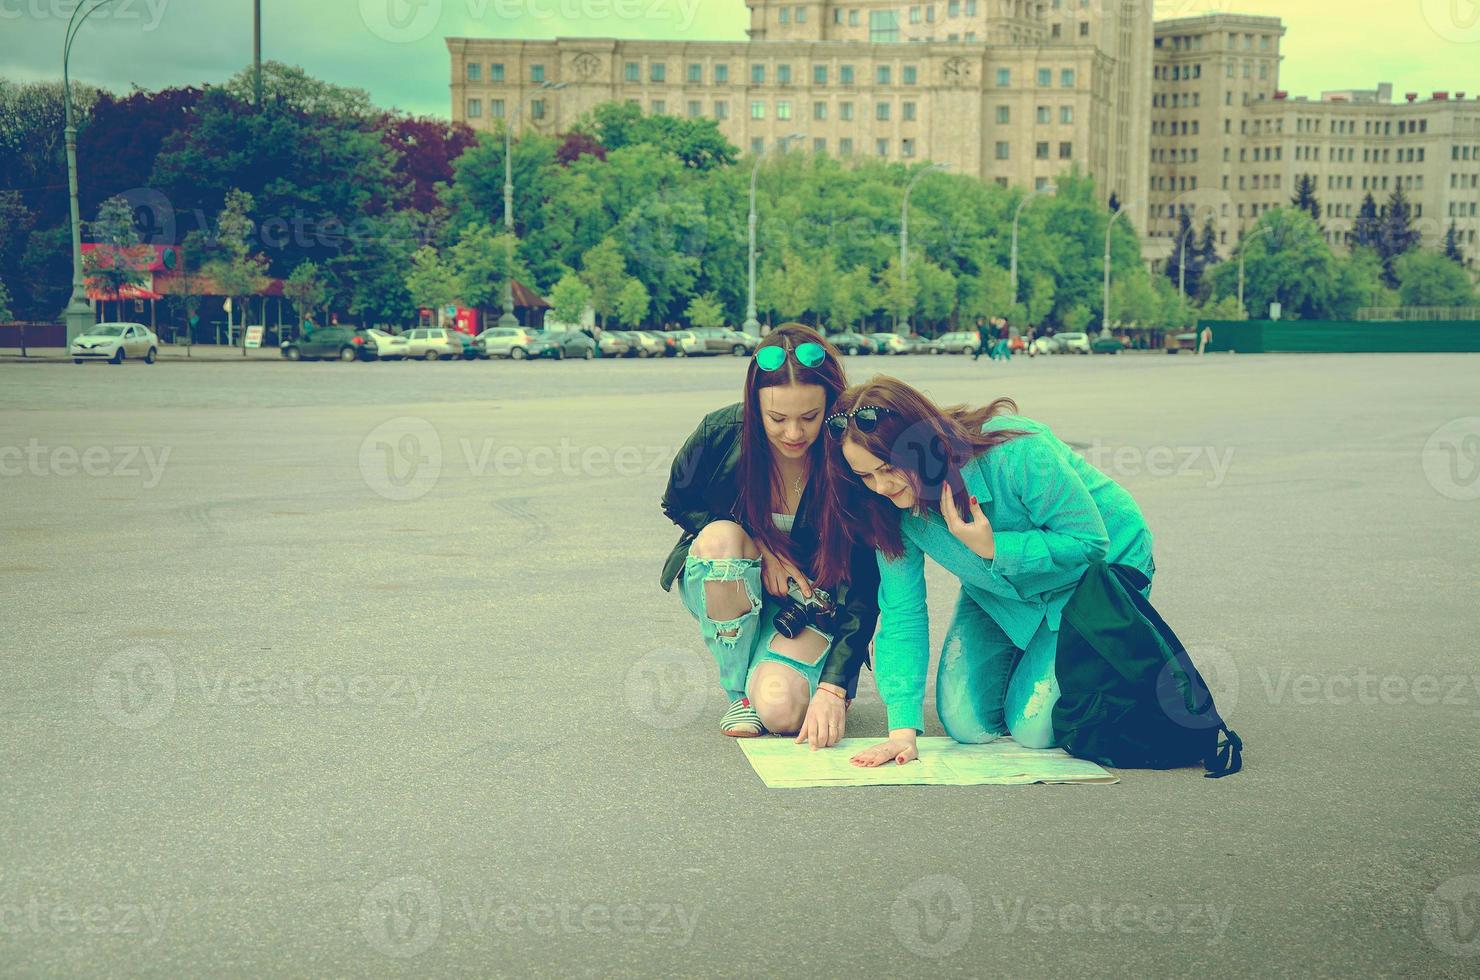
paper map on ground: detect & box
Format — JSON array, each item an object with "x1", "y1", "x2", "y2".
[{"x1": 739, "y1": 736, "x2": 1119, "y2": 788}]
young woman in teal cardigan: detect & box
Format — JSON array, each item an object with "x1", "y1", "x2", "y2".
[{"x1": 815, "y1": 376, "x2": 1156, "y2": 767}]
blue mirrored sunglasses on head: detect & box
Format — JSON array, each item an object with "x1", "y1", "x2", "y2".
[{"x1": 755, "y1": 342, "x2": 827, "y2": 372}]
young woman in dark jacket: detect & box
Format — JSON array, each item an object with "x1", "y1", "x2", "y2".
[{"x1": 659, "y1": 324, "x2": 880, "y2": 745}]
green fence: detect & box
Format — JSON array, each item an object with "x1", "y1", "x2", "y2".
[{"x1": 1197, "y1": 320, "x2": 1480, "y2": 354}]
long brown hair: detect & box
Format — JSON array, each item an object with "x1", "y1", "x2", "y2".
[
  {"x1": 816, "y1": 376, "x2": 1024, "y2": 580},
  {"x1": 736, "y1": 323, "x2": 848, "y2": 582}
]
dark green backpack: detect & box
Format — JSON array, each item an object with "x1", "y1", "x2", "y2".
[{"x1": 1053, "y1": 563, "x2": 1243, "y2": 778}]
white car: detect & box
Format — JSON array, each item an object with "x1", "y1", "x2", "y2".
[
  {"x1": 672, "y1": 331, "x2": 704, "y2": 357},
  {"x1": 71, "y1": 322, "x2": 159, "y2": 364},
  {"x1": 1055, "y1": 332, "x2": 1092, "y2": 355},
  {"x1": 868, "y1": 332, "x2": 909, "y2": 355},
  {"x1": 363, "y1": 329, "x2": 409, "y2": 360},
  {"x1": 478, "y1": 326, "x2": 543, "y2": 360}
]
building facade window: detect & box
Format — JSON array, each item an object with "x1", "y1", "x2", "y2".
[
  {"x1": 870, "y1": 9, "x2": 900, "y2": 42},
  {"x1": 625, "y1": 62, "x2": 640, "y2": 82},
  {"x1": 840, "y1": 137, "x2": 854, "y2": 155},
  {"x1": 491, "y1": 99, "x2": 504, "y2": 118},
  {"x1": 814, "y1": 101, "x2": 828, "y2": 120},
  {"x1": 841, "y1": 65, "x2": 855, "y2": 85},
  {"x1": 841, "y1": 101, "x2": 855, "y2": 120},
  {"x1": 903, "y1": 101, "x2": 917, "y2": 121},
  {"x1": 751, "y1": 100, "x2": 765, "y2": 119},
  {"x1": 904, "y1": 66, "x2": 917, "y2": 85},
  {"x1": 531, "y1": 65, "x2": 546, "y2": 83},
  {"x1": 530, "y1": 99, "x2": 545, "y2": 119},
  {"x1": 877, "y1": 66, "x2": 892, "y2": 85},
  {"x1": 687, "y1": 63, "x2": 702, "y2": 83},
  {"x1": 752, "y1": 64, "x2": 765, "y2": 84},
  {"x1": 996, "y1": 106, "x2": 1010, "y2": 123},
  {"x1": 714, "y1": 100, "x2": 729, "y2": 119},
  {"x1": 877, "y1": 138, "x2": 890, "y2": 156},
  {"x1": 1061, "y1": 69, "x2": 1075, "y2": 86},
  {"x1": 778, "y1": 64, "x2": 792, "y2": 85},
  {"x1": 715, "y1": 64, "x2": 729, "y2": 83},
  {"x1": 1037, "y1": 68, "x2": 1052, "y2": 86},
  {"x1": 467, "y1": 98, "x2": 482, "y2": 117},
  {"x1": 996, "y1": 141, "x2": 1010, "y2": 160},
  {"x1": 876, "y1": 101, "x2": 891, "y2": 121},
  {"x1": 490, "y1": 63, "x2": 504, "y2": 82},
  {"x1": 814, "y1": 65, "x2": 828, "y2": 85},
  {"x1": 467, "y1": 64, "x2": 481, "y2": 81},
  {"x1": 997, "y1": 68, "x2": 1011, "y2": 86},
  {"x1": 778, "y1": 101, "x2": 793, "y2": 120}
]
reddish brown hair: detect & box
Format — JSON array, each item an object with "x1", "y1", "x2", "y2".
[{"x1": 815, "y1": 376, "x2": 1024, "y2": 581}]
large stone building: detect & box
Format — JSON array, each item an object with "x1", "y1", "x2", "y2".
[
  {"x1": 448, "y1": 0, "x2": 1153, "y2": 234},
  {"x1": 447, "y1": 2, "x2": 1480, "y2": 267},
  {"x1": 1150, "y1": 14, "x2": 1480, "y2": 266}
]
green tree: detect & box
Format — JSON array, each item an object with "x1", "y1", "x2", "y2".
[
  {"x1": 0, "y1": 277, "x2": 12, "y2": 322},
  {"x1": 580, "y1": 237, "x2": 628, "y2": 328},
  {"x1": 912, "y1": 258, "x2": 957, "y2": 330},
  {"x1": 405, "y1": 246, "x2": 462, "y2": 315},
  {"x1": 880, "y1": 256, "x2": 916, "y2": 330},
  {"x1": 1395, "y1": 250, "x2": 1480, "y2": 307},
  {"x1": 827, "y1": 266, "x2": 878, "y2": 333},
  {"x1": 1109, "y1": 271, "x2": 1159, "y2": 328},
  {"x1": 615, "y1": 278, "x2": 650, "y2": 328},
  {"x1": 548, "y1": 271, "x2": 593, "y2": 327},
  {"x1": 1024, "y1": 272, "x2": 1055, "y2": 326},
  {"x1": 1352, "y1": 193, "x2": 1381, "y2": 250},
  {"x1": 82, "y1": 195, "x2": 151, "y2": 321},
  {"x1": 1200, "y1": 294, "x2": 1248, "y2": 321},
  {"x1": 1443, "y1": 222, "x2": 1466, "y2": 265},
  {"x1": 1207, "y1": 209, "x2": 1338, "y2": 321},
  {"x1": 1291, "y1": 174, "x2": 1322, "y2": 228},
  {"x1": 1329, "y1": 248, "x2": 1388, "y2": 319},
  {"x1": 1061, "y1": 303, "x2": 1092, "y2": 332},
  {"x1": 283, "y1": 260, "x2": 329, "y2": 333},
  {"x1": 204, "y1": 190, "x2": 269, "y2": 345},
  {"x1": 449, "y1": 223, "x2": 525, "y2": 318},
  {"x1": 1377, "y1": 186, "x2": 1421, "y2": 288},
  {"x1": 686, "y1": 293, "x2": 725, "y2": 329}
]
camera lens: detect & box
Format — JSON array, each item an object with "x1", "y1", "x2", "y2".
[{"x1": 773, "y1": 601, "x2": 805, "y2": 639}]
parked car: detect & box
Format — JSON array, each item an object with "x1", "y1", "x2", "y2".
[
  {"x1": 671, "y1": 331, "x2": 703, "y2": 357},
  {"x1": 363, "y1": 328, "x2": 409, "y2": 360},
  {"x1": 533, "y1": 331, "x2": 598, "y2": 360},
  {"x1": 691, "y1": 327, "x2": 755, "y2": 356},
  {"x1": 1056, "y1": 331, "x2": 1092, "y2": 355},
  {"x1": 1167, "y1": 332, "x2": 1198, "y2": 354},
  {"x1": 899, "y1": 333, "x2": 942, "y2": 355},
  {"x1": 868, "y1": 332, "x2": 909, "y2": 356},
  {"x1": 71, "y1": 322, "x2": 159, "y2": 364},
  {"x1": 828, "y1": 331, "x2": 876, "y2": 355},
  {"x1": 281, "y1": 326, "x2": 373, "y2": 362},
  {"x1": 449, "y1": 331, "x2": 489, "y2": 360},
  {"x1": 402, "y1": 327, "x2": 467, "y2": 360},
  {"x1": 596, "y1": 331, "x2": 631, "y2": 357},
  {"x1": 477, "y1": 326, "x2": 543, "y2": 360},
  {"x1": 622, "y1": 331, "x2": 668, "y2": 358},
  {"x1": 1091, "y1": 336, "x2": 1124, "y2": 354},
  {"x1": 734, "y1": 330, "x2": 761, "y2": 352},
  {"x1": 1030, "y1": 335, "x2": 1058, "y2": 356},
  {"x1": 935, "y1": 331, "x2": 980, "y2": 355}
]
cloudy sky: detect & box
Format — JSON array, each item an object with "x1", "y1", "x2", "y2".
[{"x1": 2, "y1": 0, "x2": 1478, "y2": 118}]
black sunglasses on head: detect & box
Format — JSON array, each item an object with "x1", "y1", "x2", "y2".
[{"x1": 825, "y1": 405, "x2": 895, "y2": 438}]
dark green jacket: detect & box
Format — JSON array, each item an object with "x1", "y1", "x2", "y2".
[{"x1": 659, "y1": 403, "x2": 879, "y2": 691}]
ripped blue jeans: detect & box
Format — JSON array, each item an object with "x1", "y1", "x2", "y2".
[
  {"x1": 936, "y1": 564, "x2": 1154, "y2": 749},
  {"x1": 677, "y1": 556, "x2": 846, "y2": 703}
]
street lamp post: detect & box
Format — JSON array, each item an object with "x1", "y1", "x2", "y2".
[
  {"x1": 1101, "y1": 197, "x2": 1142, "y2": 338},
  {"x1": 62, "y1": 0, "x2": 123, "y2": 347},
  {"x1": 899, "y1": 163, "x2": 949, "y2": 333},
  {"x1": 743, "y1": 132, "x2": 806, "y2": 335},
  {"x1": 1237, "y1": 223, "x2": 1274, "y2": 316},
  {"x1": 499, "y1": 81, "x2": 567, "y2": 329},
  {"x1": 1010, "y1": 185, "x2": 1054, "y2": 303}
]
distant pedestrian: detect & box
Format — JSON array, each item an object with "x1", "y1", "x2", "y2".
[
  {"x1": 1198, "y1": 325, "x2": 1213, "y2": 356},
  {"x1": 972, "y1": 316, "x2": 990, "y2": 362}
]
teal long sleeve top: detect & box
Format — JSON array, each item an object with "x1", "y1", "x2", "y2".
[{"x1": 873, "y1": 416, "x2": 1155, "y2": 733}]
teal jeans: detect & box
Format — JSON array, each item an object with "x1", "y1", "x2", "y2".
[
  {"x1": 677, "y1": 556, "x2": 845, "y2": 703},
  {"x1": 936, "y1": 560, "x2": 1154, "y2": 748}
]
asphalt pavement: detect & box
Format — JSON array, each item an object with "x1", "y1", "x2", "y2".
[{"x1": 3, "y1": 351, "x2": 1478, "y2": 977}]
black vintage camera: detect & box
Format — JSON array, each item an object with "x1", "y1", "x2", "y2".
[{"x1": 773, "y1": 579, "x2": 838, "y2": 639}]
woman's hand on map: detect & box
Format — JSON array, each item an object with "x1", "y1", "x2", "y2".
[{"x1": 849, "y1": 731, "x2": 919, "y2": 767}]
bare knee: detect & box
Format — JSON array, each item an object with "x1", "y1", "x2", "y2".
[
  {"x1": 749, "y1": 662, "x2": 809, "y2": 734},
  {"x1": 690, "y1": 521, "x2": 759, "y2": 561}
]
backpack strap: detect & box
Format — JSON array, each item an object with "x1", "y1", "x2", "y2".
[{"x1": 1204, "y1": 726, "x2": 1244, "y2": 779}]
